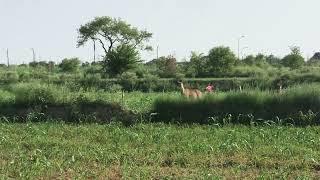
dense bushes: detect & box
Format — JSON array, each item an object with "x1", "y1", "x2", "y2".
[
  {"x1": 59, "y1": 58, "x2": 81, "y2": 72},
  {"x1": 10, "y1": 83, "x2": 61, "y2": 106},
  {"x1": 152, "y1": 84, "x2": 320, "y2": 126},
  {"x1": 3, "y1": 71, "x2": 320, "y2": 92}
]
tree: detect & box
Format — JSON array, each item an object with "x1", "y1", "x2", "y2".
[
  {"x1": 187, "y1": 52, "x2": 208, "y2": 77},
  {"x1": 207, "y1": 46, "x2": 236, "y2": 75},
  {"x1": 281, "y1": 46, "x2": 305, "y2": 69},
  {"x1": 266, "y1": 54, "x2": 281, "y2": 67},
  {"x1": 77, "y1": 16, "x2": 152, "y2": 55},
  {"x1": 243, "y1": 55, "x2": 255, "y2": 65},
  {"x1": 145, "y1": 56, "x2": 177, "y2": 78},
  {"x1": 59, "y1": 58, "x2": 81, "y2": 72},
  {"x1": 310, "y1": 52, "x2": 320, "y2": 60},
  {"x1": 163, "y1": 55, "x2": 177, "y2": 78},
  {"x1": 254, "y1": 53, "x2": 267, "y2": 66},
  {"x1": 104, "y1": 44, "x2": 140, "y2": 77},
  {"x1": 308, "y1": 52, "x2": 320, "y2": 65}
]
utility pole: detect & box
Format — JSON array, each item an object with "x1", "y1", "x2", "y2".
[
  {"x1": 156, "y1": 45, "x2": 159, "y2": 59},
  {"x1": 241, "y1": 46, "x2": 249, "y2": 60},
  {"x1": 6, "y1": 48, "x2": 10, "y2": 67},
  {"x1": 31, "y1": 48, "x2": 36, "y2": 62},
  {"x1": 93, "y1": 39, "x2": 96, "y2": 62},
  {"x1": 237, "y1": 35, "x2": 245, "y2": 60}
]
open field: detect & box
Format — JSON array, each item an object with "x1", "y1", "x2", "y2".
[
  {"x1": 0, "y1": 82, "x2": 320, "y2": 179},
  {"x1": 1, "y1": 122, "x2": 320, "y2": 179},
  {"x1": 2, "y1": 3, "x2": 320, "y2": 179}
]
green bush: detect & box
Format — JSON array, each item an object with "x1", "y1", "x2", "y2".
[
  {"x1": 138, "y1": 74, "x2": 159, "y2": 92},
  {"x1": 5, "y1": 72, "x2": 19, "y2": 82},
  {"x1": 106, "y1": 84, "x2": 123, "y2": 92},
  {"x1": 18, "y1": 72, "x2": 31, "y2": 82},
  {"x1": 0, "y1": 90, "x2": 15, "y2": 107},
  {"x1": 104, "y1": 44, "x2": 140, "y2": 77},
  {"x1": 10, "y1": 83, "x2": 62, "y2": 106},
  {"x1": 59, "y1": 58, "x2": 81, "y2": 72},
  {"x1": 119, "y1": 72, "x2": 138, "y2": 91},
  {"x1": 281, "y1": 46, "x2": 305, "y2": 69}
]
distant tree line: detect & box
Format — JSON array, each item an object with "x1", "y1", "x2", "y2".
[{"x1": 1, "y1": 16, "x2": 320, "y2": 80}]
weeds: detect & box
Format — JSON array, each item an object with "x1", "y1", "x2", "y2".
[{"x1": 0, "y1": 123, "x2": 319, "y2": 179}]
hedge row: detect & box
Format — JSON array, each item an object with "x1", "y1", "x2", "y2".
[{"x1": 152, "y1": 84, "x2": 320, "y2": 126}]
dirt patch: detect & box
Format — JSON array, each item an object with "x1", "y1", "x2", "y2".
[{"x1": 106, "y1": 165, "x2": 122, "y2": 180}]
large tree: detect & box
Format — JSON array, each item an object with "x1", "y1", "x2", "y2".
[
  {"x1": 207, "y1": 46, "x2": 236, "y2": 75},
  {"x1": 188, "y1": 52, "x2": 208, "y2": 77},
  {"x1": 77, "y1": 16, "x2": 152, "y2": 55},
  {"x1": 77, "y1": 16, "x2": 152, "y2": 76}
]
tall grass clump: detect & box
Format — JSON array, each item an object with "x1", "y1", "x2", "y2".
[
  {"x1": 9, "y1": 83, "x2": 71, "y2": 106},
  {"x1": 153, "y1": 84, "x2": 320, "y2": 125},
  {"x1": 0, "y1": 89, "x2": 15, "y2": 107}
]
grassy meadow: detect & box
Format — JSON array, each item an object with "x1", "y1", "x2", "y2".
[
  {"x1": 1, "y1": 122, "x2": 320, "y2": 179},
  {"x1": 1, "y1": 82, "x2": 320, "y2": 178}
]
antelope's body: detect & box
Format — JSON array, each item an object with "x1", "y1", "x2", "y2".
[{"x1": 178, "y1": 82, "x2": 202, "y2": 99}]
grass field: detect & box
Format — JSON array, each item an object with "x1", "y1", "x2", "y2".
[{"x1": 1, "y1": 122, "x2": 320, "y2": 179}]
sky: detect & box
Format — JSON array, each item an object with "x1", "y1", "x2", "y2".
[{"x1": 0, "y1": 0, "x2": 319, "y2": 64}]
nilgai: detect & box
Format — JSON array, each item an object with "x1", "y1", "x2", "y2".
[{"x1": 177, "y1": 81, "x2": 202, "y2": 99}]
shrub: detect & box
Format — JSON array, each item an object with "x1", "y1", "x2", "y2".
[
  {"x1": 103, "y1": 44, "x2": 140, "y2": 77},
  {"x1": 59, "y1": 58, "x2": 81, "y2": 72},
  {"x1": 119, "y1": 72, "x2": 138, "y2": 91},
  {"x1": 5, "y1": 72, "x2": 19, "y2": 83},
  {"x1": 18, "y1": 72, "x2": 31, "y2": 82},
  {"x1": 0, "y1": 90, "x2": 15, "y2": 107},
  {"x1": 281, "y1": 46, "x2": 305, "y2": 69},
  {"x1": 10, "y1": 83, "x2": 61, "y2": 106},
  {"x1": 138, "y1": 74, "x2": 159, "y2": 92},
  {"x1": 106, "y1": 84, "x2": 123, "y2": 92},
  {"x1": 282, "y1": 54, "x2": 304, "y2": 69}
]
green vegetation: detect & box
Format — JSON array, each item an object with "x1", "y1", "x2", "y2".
[
  {"x1": 59, "y1": 58, "x2": 81, "y2": 73},
  {"x1": 77, "y1": 16, "x2": 152, "y2": 77},
  {"x1": 1, "y1": 15, "x2": 320, "y2": 179},
  {"x1": 154, "y1": 84, "x2": 320, "y2": 125},
  {"x1": 1, "y1": 123, "x2": 319, "y2": 179},
  {"x1": 281, "y1": 46, "x2": 305, "y2": 69},
  {"x1": 207, "y1": 46, "x2": 236, "y2": 75},
  {"x1": 104, "y1": 44, "x2": 141, "y2": 77},
  {"x1": 0, "y1": 82, "x2": 320, "y2": 126}
]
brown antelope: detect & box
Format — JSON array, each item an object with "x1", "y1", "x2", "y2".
[{"x1": 177, "y1": 81, "x2": 202, "y2": 99}]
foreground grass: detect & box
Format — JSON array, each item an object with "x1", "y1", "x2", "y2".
[{"x1": 1, "y1": 123, "x2": 320, "y2": 179}]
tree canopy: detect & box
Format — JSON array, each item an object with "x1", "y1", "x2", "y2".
[
  {"x1": 281, "y1": 46, "x2": 305, "y2": 69},
  {"x1": 77, "y1": 16, "x2": 152, "y2": 55},
  {"x1": 207, "y1": 46, "x2": 236, "y2": 75},
  {"x1": 104, "y1": 44, "x2": 140, "y2": 77},
  {"x1": 59, "y1": 58, "x2": 81, "y2": 72}
]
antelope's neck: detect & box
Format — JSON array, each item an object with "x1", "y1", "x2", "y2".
[{"x1": 180, "y1": 83, "x2": 184, "y2": 93}]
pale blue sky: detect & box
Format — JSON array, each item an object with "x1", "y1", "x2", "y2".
[{"x1": 0, "y1": 0, "x2": 319, "y2": 64}]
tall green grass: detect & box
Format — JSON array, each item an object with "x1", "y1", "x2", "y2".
[
  {"x1": 1, "y1": 82, "x2": 320, "y2": 125},
  {"x1": 153, "y1": 84, "x2": 320, "y2": 125}
]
